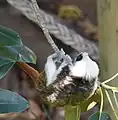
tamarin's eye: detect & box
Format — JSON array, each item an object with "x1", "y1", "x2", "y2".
[{"x1": 76, "y1": 53, "x2": 83, "y2": 61}]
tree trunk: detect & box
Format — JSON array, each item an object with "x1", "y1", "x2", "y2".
[{"x1": 97, "y1": 0, "x2": 118, "y2": 119}]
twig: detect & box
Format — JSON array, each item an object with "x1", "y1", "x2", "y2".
[
  {"x1": 29, "y1": 0, "x2": 73, "y2": 64},
  {"x1": 29, "y1": 0, "x2": 59, "y2": 53}
]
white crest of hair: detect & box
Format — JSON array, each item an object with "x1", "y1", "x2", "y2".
[
  {"x1": 71, "y1": 52, "x2": 99, "y2": 81},
  {"x1": 45, "y1": 49, "x2": 72, "y2": 86},
  {"x1": 45, "y1": 53, "x2": 57, "y2": 86}
]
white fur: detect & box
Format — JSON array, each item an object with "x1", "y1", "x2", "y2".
[
  {"x1": 45, "y1": 49, "x2": 66, "y2": 86},
  {"x1": 45, "y1": 51, "x2": 72, "y2": 86},
  {"x1": 70, "y1": 52, "x2": 99, "y2": 81},
  {"x1": 45, "y1": 55, "x2": 57, "y2": 86},
  {"x1": 45, "y1": 52, "x2": 99, "y2": 86}
]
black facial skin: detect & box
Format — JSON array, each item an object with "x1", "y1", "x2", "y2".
[{"x1": 75, "y1": 53, "x2": 83, "y2": 62}]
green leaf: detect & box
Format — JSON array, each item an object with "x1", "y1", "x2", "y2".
[
  {"x1": 0, "y1": 45, "x2": 36, "y2": 63},
  {"x1": 0, "y1": 58, "x2": 15, "y2": 79},
  {"x1": 89, "y1": 112, "x2": 111, "y2": 120},
  {"x1": 64, "y1": 105, "x2": 81, "y2": 120},
  {"x1": 0, "y1": 26, "x2": 36, "y2": 79},
  {"x1": 0, "y1": 88, "x2": 29, "y2": 113},
  {"x1": 0, "y1": 25, "x2": 36, "y2": 63},
  {"x1": 0, "y1": 26, "x2": 22, "y2": 46}
]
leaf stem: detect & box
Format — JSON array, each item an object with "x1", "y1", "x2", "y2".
[
  {"x1": 102, "y1": 73, "x2": 118, "y2": 84},
  {"x1": 16, "y1": 62, "x2": 42, "y2": 87},
  {"x1": 113, "y1": 91, "x2": 118, "y2": 110},
  {"x1": 99, "y1": 87, "x2": 104, "y2": 120},
  {"x1": 100, "y1": 83, "x2": 118, "y2": 92},
  {"x1": 105, "y1": 90, "x2": 118, "y2": 120}
]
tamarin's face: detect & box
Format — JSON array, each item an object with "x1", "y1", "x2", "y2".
[
  {"x1": 43, "y1": 51, "x2": 99, "y2": 106},
  {"x1": 70, "y1": 52, "x2": 99, "y2": 81}
]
